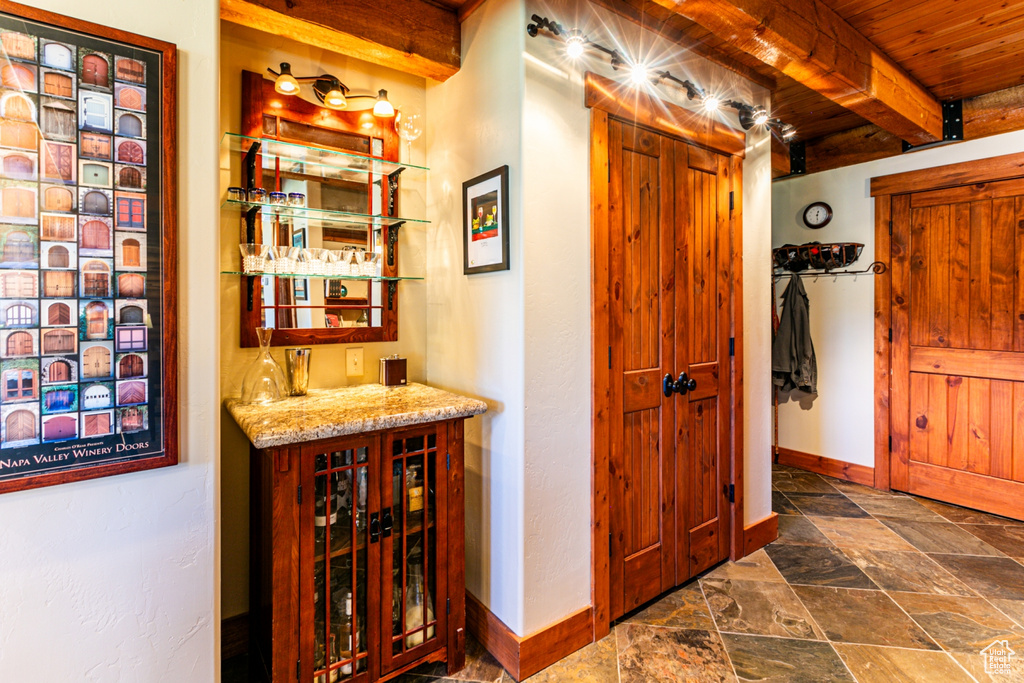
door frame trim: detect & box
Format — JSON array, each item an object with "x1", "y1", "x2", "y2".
[
  {"x1": 871, "y1": 150, "x2": 1024, "y2": 491},
  {"x1": 587, "y1": 72, "x2": 746, "y2": 641}
]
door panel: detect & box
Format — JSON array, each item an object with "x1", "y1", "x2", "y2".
[
  {"x1": 891, "y1": 179, "x2": 1024, "y2": 519},
  {"x1": 608, "y1": 120, "x2": 676, "y2": 618},
  {"x1": 607, "y1": 122, "x2": 731, "y2": 619}
]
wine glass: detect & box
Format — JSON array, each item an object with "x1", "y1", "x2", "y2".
[{"x1": 396, "y1": 106, "x2": 423, "y2": 165}]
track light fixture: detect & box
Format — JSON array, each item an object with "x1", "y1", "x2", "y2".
[
  {"x1": 525, "y1": 17, "x2": 798, "y2": 141},
  {"x1": 266, "y1": 63, "x2": 396, "y2": 117}
]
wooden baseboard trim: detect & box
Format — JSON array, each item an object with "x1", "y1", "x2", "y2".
[
  {"x1": 222, "y1": 612, "x2": 249, "y2": 660},
  {"x1": 743, "y1": 512, "x2": 779, "y2": 555},
  {"x1": 466, "y1": 592, "x2": 593, "y2": 681},
  {"x1": 777, "y1": 447, "x2": 875, "y2": 486}
]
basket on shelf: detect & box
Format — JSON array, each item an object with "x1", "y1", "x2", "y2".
[{"x1": 772, "y1": 242, "x2": 864, "y2": 273}]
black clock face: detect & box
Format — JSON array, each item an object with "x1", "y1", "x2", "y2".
[{"x1": 803, "y1": 202, "x2": 832, "y2": 229}]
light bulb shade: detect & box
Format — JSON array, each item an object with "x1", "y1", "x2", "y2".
[
  {"x1": 324, "y1": 87, "x2": 347, "y2": 110},
  {"x1": 373, "y1": 89, "x2": 395, "y2": 117},
  {"x1": 565, "y1": 31, "x2": 586, "y2": 59},
  {"x1": 753, "y1": 107, "x2": 770, "y2": 126},
  {"x1": 629, "y1": 63, "x2": 649, "y2": 86},
  {"x1": 274, "y1": 63, "x2": 299, "y2": 95},
  {"x1": 701, "y1": 93, "x2": 721, "y2": 112}
]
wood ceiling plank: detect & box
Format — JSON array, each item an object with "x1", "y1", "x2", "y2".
[
  {"x1": 220, "y1": 0, "x2": 460, "y2": 82},
  {"x1": 652, "y1": 0, "x2": 944, "y2": 144}
]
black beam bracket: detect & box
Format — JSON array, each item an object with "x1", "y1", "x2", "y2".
[
  {"x1": 903, "y1": 100, "x2": 963, "y2": 153},
  {"x1": 386, "y1": 222, "x2": 404, "y2": 267},
  {"x1": 789, "y1": 141, "x2": 806, "y2": 176}
]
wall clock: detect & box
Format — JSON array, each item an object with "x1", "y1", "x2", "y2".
[{"x1": 803, "y1": 202, "x2": 833, "y2": 229}]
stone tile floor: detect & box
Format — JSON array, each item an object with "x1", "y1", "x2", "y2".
[{"x1": 226, "y1": 464, "x2": 1024, "y2": 682}]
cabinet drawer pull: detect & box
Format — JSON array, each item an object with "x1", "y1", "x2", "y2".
[
  {"x1": 370, "y1": 512, "x2": 381, "y2": 543},
  {"x1": 382, "y1": 507, "x2": 393, "y2": 538}
]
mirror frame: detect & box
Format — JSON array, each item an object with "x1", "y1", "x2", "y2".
[{"x1": 238, "y1": 70, "x2": 401, "y2": 347}]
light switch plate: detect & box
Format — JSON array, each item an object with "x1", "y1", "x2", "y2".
[{"x1": 346, "y1": 347, "x2": 364, "y2": 377}]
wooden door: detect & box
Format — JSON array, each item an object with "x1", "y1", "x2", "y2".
[
  {"x1": 891, "y1": 178, "x2": 1024, "y2": 519},
  {"x1": 607, "y1": 121, "x2": 732, "y2": 618},
  {"x1": 6, "y1": 409, "x2": 35, "y2": 441},
  {"x1": 119, "y1": 354, "x2": 143, "y2": 377},
  {"x1": 84, "y1": 413, "x2": 110, "y2": 436},
  {"x1": 299, "y1": 437, "x2": 381, "y2": 683},
  {"x1": 675, "y1": 145, "x2": 733, "y2": 578},
  {"x1": 607, "y1": 121, "x2": 677, "y2": 617},
  {"x1": 82, "y1": 55, "x2": 108, "y2": 86},
  {"x1": 380, "y1": 426, "x2": 449, "y2": 676}
]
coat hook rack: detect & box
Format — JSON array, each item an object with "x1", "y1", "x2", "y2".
[{"x1": 772, "y1": 261, "x2": 887, "y2": 281}]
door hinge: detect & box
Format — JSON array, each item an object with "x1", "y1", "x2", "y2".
[
  {"x1": 609, "y1": 531, "x2": 613, "y2": 555},
  {"x1": 447, "y1": 598, "x2": 451, "y2": 616},
  {"x1": 888, "y1": 220, "x2": 893, "y2": 236},
  {"x1": 446, "y1": 453, "x2": 450, "y2": 470},
  {"x1": 889, "y1": 435, "x2": 892, "y2": 451},
  {"x1": 729, "y1": 337, "x2": 735, "y2": 357},
  {"x1": 724, "y1": 483, "x2": 735, "y2": 503},
  {"x1": 889, "y1": 328, "x2": 893, "y2": 343},
  {"x1": 608, "y1": 163, "x2": 611, "y2": 183},
  {"x1": 608, "y1": 346, "x2": 612, "y2": 370},
  {"x1": 729, "y1": 191, "x2": 734, "y2": 211},
  {"x1": 296, "y1": 660, "x2": 300, "y2": 681},
  {"x1": 297, "y1": 485, "x2": 302, "y2": 505}
]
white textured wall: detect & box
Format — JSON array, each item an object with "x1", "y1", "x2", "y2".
[
  {"x1": 0, "y1": 0, "x2": 219, "y2": 680},
  {"x1": 426, "y1": 0, "x2": 527, "y2": 634},
  {"x1": 772, "y1": 129, "x2": 1024, "y2": 467}
]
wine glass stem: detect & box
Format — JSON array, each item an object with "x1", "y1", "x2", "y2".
[{"x1": 406, "y1": 141, "x2": 413, "y2": 165}]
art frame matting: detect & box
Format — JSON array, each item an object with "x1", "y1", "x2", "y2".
[
  {"x1": 0, "y1": 0, "x2": 177, "y2": 494},
  {"x1": 463, "y1": 165, "x2": 510, "y2": 275}
]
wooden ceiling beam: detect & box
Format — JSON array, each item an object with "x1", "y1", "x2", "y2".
[
  {"x1": 220, "y1": 0, "x2": 460, "y2": 82},
  {"x1": 588, "y1": 0, "x2": 776, "y2": 91},
  {"x1": 773, "y1": 82, "x2": 1024, "y2": 177},
  {"x1": 653, "y1": 0, "x2": 944, "y2": 145}
]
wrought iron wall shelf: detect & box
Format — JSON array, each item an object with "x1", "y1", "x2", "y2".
[
  {"x1": 222, "y1": 200, "x2": 426, "y2": 230},
  {"x1": 222, "y1": 271, "x2": 423, "y2": 282}
]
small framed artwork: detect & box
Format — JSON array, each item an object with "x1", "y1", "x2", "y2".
[{"x1": 463, "y1": 165, "x2": 510, "y2": 275}]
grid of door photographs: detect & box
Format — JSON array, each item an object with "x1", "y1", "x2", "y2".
[{"x1": 0, "y1": 30, "x2": 152, "y2": 449}]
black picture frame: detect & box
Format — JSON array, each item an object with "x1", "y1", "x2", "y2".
[{"x1": 463, "y1": 165, "x2": 510, "y2": 275}]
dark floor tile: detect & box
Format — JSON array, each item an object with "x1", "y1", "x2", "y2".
[
  {"x1": 792, "y1": 585, "x2": 939, "y2": 650},
  {"x1": 522, "y1": 632, "x2": 618, "y2": 683},
  {"x1": 914, "y1": 497, "x2": 1024, "y2": 526},
  {"x1": 701, "y1": 578, "x2": 824, "y2": 640},
  {"x1": 773, "y1": 491, "x2": 800, "y2": 515},
  {"x1": 825, "y1": 479, "x2": 897, "y2": 498},
  {"x1": 764, "y1": 544, "x2": 876, "y2": 589},
  {"x1": 956, "y1": 525, "x2": 1024, "y2": 558},
  {"x1": 887, "y1": 591, "x2": 1024, "y2": 654},
  {"x1": 878, "y1": 518, "x2": 1003, "y2": 556},
  {"x1": 616, "y1": 624, "x2": 735, "y2": 682},
  {"x1": 721, "y1": 633, "x2": 854, "y2": 683},
  {"x1": 624, "y1": 582, "x2": 714, "y2": 630},
  {"x1": 772, "y1": 471, "x2": 840, "y2": 494},
  {"x1": 775, "y1": 515, "x2": 833, "y2": 547},
  {"x1": 929, "y1": 554, "x2": 1024, "y2": 600},
  {"x1": 835, "y1": 644, "x2": 973, "y2": 683},
  {"x1": 784, "y1": 493, "x2": 870, "y2": 519},
  {"x1": 841, "y1": 548, "x2": 975, "y2": 597},
  {"x1": 845, "y1": 495, "x2": 944, "y2": 522}
]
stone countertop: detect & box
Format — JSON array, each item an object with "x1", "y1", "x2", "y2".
[{"x1": 225, "y1": 383, "x2": 488, "y2": 449}]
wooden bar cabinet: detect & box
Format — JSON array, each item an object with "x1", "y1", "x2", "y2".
[{"x1": 247, "y1": 416, "x2": 472, "y2": 682}]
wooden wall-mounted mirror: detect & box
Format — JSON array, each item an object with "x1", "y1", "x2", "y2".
[{"x1": 234, "y1": 70, "x2": 418, "y2": 347}]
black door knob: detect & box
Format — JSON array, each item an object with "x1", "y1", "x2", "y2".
[{"x1": 678, "y1": 372, "x2": 697, "y2": 393}]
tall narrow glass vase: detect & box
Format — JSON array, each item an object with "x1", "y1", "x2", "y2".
[{"x1": 241, "y1": 327, "x2": 289, "y2": 404}]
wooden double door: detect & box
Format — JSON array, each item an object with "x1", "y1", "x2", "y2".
[
  {"x1": 606, "y1": 120, "x2": 733, "y2": 617},
  {"x1": 889, "y1": 175, "x2": 1024, "y2": 519}
]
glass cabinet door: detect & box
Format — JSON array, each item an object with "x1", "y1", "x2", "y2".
[
  {"x1": 309, "y1": 444, "x2": 377, "y2": 682},
  {"x1": 381, "y1": 428, "x2": 448, "y2": 673}
]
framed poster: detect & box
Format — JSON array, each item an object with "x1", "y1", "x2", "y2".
[
  {"x1": 0, "y1": 1, "x2": 177, "y2": 494},
  {"x1": 463, "y1": 165, "x2": 509, "y2": 274}
]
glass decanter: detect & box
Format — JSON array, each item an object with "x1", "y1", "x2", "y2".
[{"x1": 240, "y1": 327, "x2": 288, "y2": 404}]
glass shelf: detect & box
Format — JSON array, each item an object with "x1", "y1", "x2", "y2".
[
  {"x1": 222, "y1": 199, "x2": 428, "y2": 230},
  {"x1": 222, "y1": 132, "x2": 427, "y2": 182},
  {"x1": 222, "y1": 271, "x2": 423, "y2": 282}
]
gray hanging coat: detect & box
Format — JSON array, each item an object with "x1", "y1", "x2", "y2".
[{"x1": 772, "y1": 274, "x2": 817, "y2": 393}]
